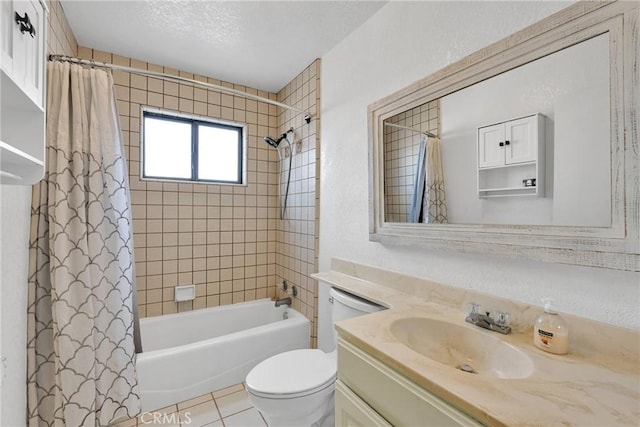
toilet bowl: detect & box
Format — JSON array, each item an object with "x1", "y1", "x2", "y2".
[
  {"x1": 246, "y1": 287, "x2": 384, "y2": 427},
  {"x1": 246, "y1": 349, "x2": 336, "y2": 427}
]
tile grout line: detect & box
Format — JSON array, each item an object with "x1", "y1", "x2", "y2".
[{"x1": 211, "y1": 391, "x2": 225, "y2": 427}]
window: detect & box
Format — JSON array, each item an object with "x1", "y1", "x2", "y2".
[{"x1": 141, "y1": 108, "x2": 245, "y2": 184}]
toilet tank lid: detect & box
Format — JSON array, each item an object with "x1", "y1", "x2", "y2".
[
  {"x1": 246, "y1": 349, "x2": 336, "y2": 396},
  {"x1": 331, "y1": 287, "x2": 385, "y2": 313}
]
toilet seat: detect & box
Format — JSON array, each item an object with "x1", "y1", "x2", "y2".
[{"x1": 246, "y1": 349, "x2": 336, "y2": 399}]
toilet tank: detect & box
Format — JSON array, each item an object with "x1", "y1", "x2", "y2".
[
  {"x1": 331, "y1": 287, "x2": 384, "y2": 321},
  {"x1": 330, "y1": 288, "x2": 385, "y2": 347}
]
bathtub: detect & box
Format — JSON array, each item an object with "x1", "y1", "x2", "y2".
[{"x1": 136, "y1": 298, "x2": 310, "y2": 412}]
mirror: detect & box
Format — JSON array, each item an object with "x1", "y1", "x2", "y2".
[
  {"x1": 383, "y1": 34, "x2": 610, "y2": 226},
  {"x1": 368, "y1": 2, "x2": 638, "y2": 270}
]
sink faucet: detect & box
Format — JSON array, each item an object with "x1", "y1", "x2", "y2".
[
  {"x1": 275, "y1": 297, "x2": 292, "y2": 307},
  {"x1": 465, "y1": 303, "x2": 511, "y2": 334}
]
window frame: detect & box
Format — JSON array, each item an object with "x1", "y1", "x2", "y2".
[{"x1": 140, "y1": 107, "x2": 247, "y2": 185}]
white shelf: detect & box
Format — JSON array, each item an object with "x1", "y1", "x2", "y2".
[
  {"x1": 0, "y1": 70, "x2": 45, "y2": 185},
  {"x1": 478, "y1": 186, "x2": 537, "y2": 198},
  {"x1": 478, "y1": 186, "x2": 537, "y2": 192},
  {"x1": 478, "y1": 161, "x2": 535, "y2": 171},
  {"x1": 0, "y1": 139, "x2": 44, "y2": 184}
]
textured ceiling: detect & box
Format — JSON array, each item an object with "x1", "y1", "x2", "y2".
[{"x1": 60, "y1": 1, "x2": 387, "y2": 93}]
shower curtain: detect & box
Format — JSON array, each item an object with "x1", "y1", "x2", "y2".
[
  {"x1": 27, "y1": 62, "x2": 140, "y2": 426},
  {"x1": 422, "y1": 137, "x2": 448, "y2": 224},
  {"x1": 409, "y1": 136, "x2": 427, "y2": 223}
]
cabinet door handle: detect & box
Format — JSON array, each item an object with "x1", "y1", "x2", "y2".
[
  {"x1": 14, "y1": 12, "x2": 36, "y2": 38},
  {"x1": 499, "y1": 142, "x2": 504, "y2": 147},
  {"x1": 505, "y1": 140, "x2": 511, "y2": 146}
]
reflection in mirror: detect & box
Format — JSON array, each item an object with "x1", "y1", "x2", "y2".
[
  {"x1": 383, "y1": 99, "x2": 447, "y2": 223},
  {"x1": 383, "y1": 33, "x2": 611, "y2": 226}
]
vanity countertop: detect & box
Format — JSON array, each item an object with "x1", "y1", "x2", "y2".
[{"x1": 314, "y1": 270, "x2": 640, "y2": 427}]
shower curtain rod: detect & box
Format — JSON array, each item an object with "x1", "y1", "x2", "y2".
[
  {"x1": 48, "y1": 54, "x2": 312, "y2": 124},
  {"x1": 384, "y1": 122, "x2": 437, "y2": 138}
]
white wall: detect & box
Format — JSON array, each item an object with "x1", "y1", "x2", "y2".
[
  {"x1": 0, "y1": 185, "x2": 31, "y2": 426},
  {"x1": 319, "y1": 1, "x2": 639, "y2": 330}
]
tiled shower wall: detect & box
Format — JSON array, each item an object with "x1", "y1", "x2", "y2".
[
  {"x1": 275, "y1": 60, "x2": 321, "y2": 346},
  {"x1": 77, "y1": 46, "x2": 283, "y2": 318},
  {"x1": 384, "y1": 100, "x2": 440, "y2": 222},
  {"x1": 46, "y1": 0, "x2": 77, "y2": 56},
  {"x1": 74, "y1": 47, "x2": 320, "y2": 344}
]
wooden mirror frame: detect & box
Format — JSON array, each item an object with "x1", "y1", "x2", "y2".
[{"x1": 368, "y1": 2, "x2": 638, "y2": 271}]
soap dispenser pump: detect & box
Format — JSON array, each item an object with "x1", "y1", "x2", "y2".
[{"x1": 533, "y1": 299, "x2": 569, "y2": 355}]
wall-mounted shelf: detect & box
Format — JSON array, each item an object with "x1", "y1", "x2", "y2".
[
  {"x1": 1, "y1": 0, "x2": 47, "y2": 185},
  {"x1": 478, "y1": 187, "x2": 538, "y2": 198},
  {"x1": 477, "y1": 113, "x2": 544, "y2": 198},
  {"x1": 0, "y1": 140, "x2": 44, "y2": 184}
]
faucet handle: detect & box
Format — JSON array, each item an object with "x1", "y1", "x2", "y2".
[
  {"x1": 491, "y1": 311, "x2": 510, "y2": 327},
  {"x1": 466, "y1": 302, "x2": 480, "y2": 316}
]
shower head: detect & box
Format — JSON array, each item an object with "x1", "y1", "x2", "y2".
[
  {"x1": 263, "y1": 134, "x2": 287, "y2": 148},
  {"x1": 264, "y1": 130, "x2": 294, "y2": 220},
  {"x1": 263, "y1": 136, "x2": 280, "y2": 149}
]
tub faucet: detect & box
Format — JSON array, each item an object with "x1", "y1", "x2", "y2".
[
  {"x1": 465, "y1": 303, "x2": 511, "y2": 334},
  {"x1": 275, "y1": 297, "x2": 292, "y2": 307}
]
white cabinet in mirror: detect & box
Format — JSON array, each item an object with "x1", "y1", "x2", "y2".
[
  {"x1": 368, "y1": 1, "x2": 638, "y2": 271},
  {"x1": 477, "y1": 113, "x2": 544, "y2": 199}
]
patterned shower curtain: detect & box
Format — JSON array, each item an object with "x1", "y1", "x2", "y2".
[
  {"x1": 27, "y1": 62, "x2": 141, "y2": 426},
  {"x1": 422, "y1": 137, "x2": 448, "y2": 224}
]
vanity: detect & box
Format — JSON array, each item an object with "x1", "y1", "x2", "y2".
[
  {"x1": 314, "y1": 260, "x2": 640, "y2": 426},
  {"x1": 336, "y1": 340, "x2": 481, "y2": 426}
]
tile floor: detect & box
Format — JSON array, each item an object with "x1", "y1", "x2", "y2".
[{"x1": 116, "y1": 383, "x2": 268, "y2": 427}]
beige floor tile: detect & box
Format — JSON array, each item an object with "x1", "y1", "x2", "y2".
[
  {"x1": 201, "y1": 421, "x2": 224, "y2": 427},
  {"x1": 150, "y1": 403, "x2": 179, "y2": 414},
  {"x1": 211, "y1": 383, "x2": 244, "y2": 399},
  {"x1": 222, "y1": 408, "x2": 267, "y2": 427},
  {"x1": 113, "y1": 417, "x2": 137, "y2": 427},
  {"x1": 177, "y1": 393, "x2": 214, "y2": 411},
  {"x1": 215, "y1": 389, "x2": 252, "y2": 418},
  {"x1": 179, "y1": 400, "x2": 220, "y2": 426}
]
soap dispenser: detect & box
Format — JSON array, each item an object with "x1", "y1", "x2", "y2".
[{"x1": 533, "y1": 299, "x2": 569, "y2": 355}]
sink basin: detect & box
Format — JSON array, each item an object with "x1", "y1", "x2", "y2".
[{"x1": 390, "y1": 317, "x2": 534, "y2": 379}]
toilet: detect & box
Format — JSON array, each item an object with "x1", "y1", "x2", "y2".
[{"x1": 246, "y1": 287, "x2": 384, "y2": 427}]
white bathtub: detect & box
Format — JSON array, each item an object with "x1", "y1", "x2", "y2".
[{"x1": 136, "y1": 299, "x2": 310, "y2": 412}]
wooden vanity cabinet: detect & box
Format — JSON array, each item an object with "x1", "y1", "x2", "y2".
[{"x1": 336, "y1": 338, "x2": 483, "y2": 427}]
